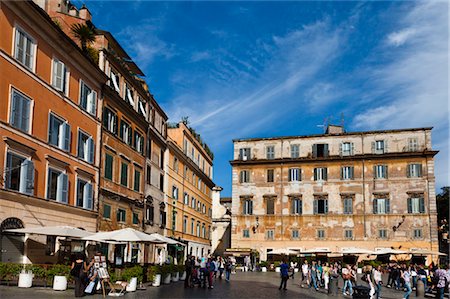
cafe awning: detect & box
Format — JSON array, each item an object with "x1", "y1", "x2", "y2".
[
  {"x1": 149, "y1": 233, "x2": 185, "y2": 246},
  {"x1": 4, "y1": 225, "x2": 94, "y2": 238},
  {"x1": 82, "y1": 228, "x2": 164, "y2": 243},
  {"x1": 267, "y1": 248, "x2": 300, "y2": 255}
]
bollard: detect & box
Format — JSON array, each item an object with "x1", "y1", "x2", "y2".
[{"x1": 416, "y1": 279, "x2": 425, "y2": 298}]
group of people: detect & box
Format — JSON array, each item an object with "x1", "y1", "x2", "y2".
[
  {"x1": 70, "y1": 252, "x2": 103, "y2": 297},
  {"x1": 184, "y1": 255, "x2": 234, "y2": 289},
  {"x1": 278, "y1": 259, "x2": 450, "y2": 299}
]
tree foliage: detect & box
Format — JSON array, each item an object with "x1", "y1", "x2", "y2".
[{"x1": 437, "y1": 186, "x2": 449, "y2": 223}]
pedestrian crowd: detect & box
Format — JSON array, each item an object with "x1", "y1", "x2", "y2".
[
  {"x1": 277, "y1": 259, "x2": 450, "y2": 299},
  {"x1": 183, "y1": 255, "x2": 235, "y2": 289}
]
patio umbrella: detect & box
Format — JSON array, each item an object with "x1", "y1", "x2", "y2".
[
  {"x1": 301, "y1": 248, "x2": 331, "y2": 254},
  {"x1": 149, "y1": 233, "x2": 184, "y2": 245},
  {"x1": 267, "y1": 248, "x2": 299, "y2": 255},
  {"x1": 4, "y1": 225, "x2": 94, "y2": 238},
  {"x1": 410, "y1": 249, "x2": 447, "y2": 256},
  {"x1": 341, "y1": 247, "x2": 376, "y2": 255},
  {"x1": 82, "y1": 228, "x2": 164, "y2": 243},
  {"x1": 374, "y1": 248, "x2": 408, "y2": 255}
]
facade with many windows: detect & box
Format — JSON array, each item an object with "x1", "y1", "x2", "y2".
[
  {"x1": 231, "y1": 125, "x2": 439, "y2": 261},
  {"x1": 165, "y1": 122, "x2": 215, "y2": 258},
  {"x1": 0, "y1": 1, "x2": 106, "y2": 263}
]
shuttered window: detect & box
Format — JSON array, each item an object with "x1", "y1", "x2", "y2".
[
  {"x1": 343, "y1": 198, "x2": 353, "y2": 214},
  {"x1": 76, "y1": 179, "x2": 93, "y2": 210},
  {"x1": 288, "y1": 168, "x2": 301, "y2": 181},
  {"x1": 120, "y1": 162, "x2": 128, "y2": 187},
  {"x1": 6, "y1": 152, "x2": 34, "y2": 195},
  {"x1": 134, "y1": 170, "x2": 141, "y2": 192},
  {"x1": 267, "y1": 169, "x2": 274, "y2": 182},
  {"x1": 104, "y1": 154, "x2": 113, "y2": 180},
  {"x1": 341, "y1": 166, "x2": 354, "y2": 180},
  {"x1": 291, "y1": 198, "x2": 302, "y2": 215},
  {"x1": 373, "y1": 198, "x2": 390, "y2": 214},
  {"x1": 313, "y1": 199, "x2": 328, "y2": 214},
  {"x1": 407, "y1": 197, "x2": 425, "y2": 214},
  {"x1": 77, "y1": 130, "x2": 94, "y2": 164},
  {"x1": 52, "y1": 59, "x2": 68, "y2": 93},
  {"x1": 103, "y1": 204, "x2": 111, "y2": 219},
  {"x1": 266, "y1": 146, "x2": 275, "y2": 159},
  {"x1": 407, "y1": 164, "x2": 422, "y2": 178},
  {"x1": 47, "y1": 168, "x2": 68, "y2": 203},
  {"x1": 340, "y1": 142, "x2": 354, "y2": 156},
  {"x1": 374, "y1": 165, "x2": 388, "y2": 179},
  {"x1": 10, "y1": 89, "x2": 32, "y2": 133},
  {"x1": 14, "y1": 28, "x2": 35, "y2": 70},
  {"x1": 103, "y1": 107, "x2": 118, "y2": 134},
  {"x1": 239, "y1": 170, "x2": 250, "y2": 183},
  {"x1": 79, "y1": 81, "x2": 97, "y2": 115},
  {"x1": 117, "y1": 208, "x2": 126, "y2": 222},
  {"x1": 243, "y1": 199, "x2": 253, "y2": 215},
  {"x1": 314, "y1": 167, "x2": 328, "y2": 181},
  {"x1": 291, "y1": 144, "x2": 300, "y2": 158},
  {"x1": 48, "y1": 113, "x2": 70, "y2": 151},
  {"x1": 120, "y1": 120, "x2": 132, "y2": 145},
  {"x1": 239, "y1": 148, "x2": 251, "y2": 160},
  {"x1": 266, "y1": 198, "x2": 275, "y2": 215}
]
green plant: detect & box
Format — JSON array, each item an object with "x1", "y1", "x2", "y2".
[
  {"x1": 47, "y1": 264, "x2": 70, "y2": 284},
  {"x1": 273, "y1": 261, "x2": 281, "y2": 268},
  {"x1": 259, "y1": 261, "x2": 268, "y2": 268},
  {"x1": 160, "y1": 265, "x2": 171, "y2": 279},
  {"x1": 121, "y1": 265, "x2": 143, "y2": 283},
  {"x1": 70, "y1": 23, "x2": 96, "y2": 53},
  {"x1": 25, "y1": 264, "x2": 47, "y2": 280},
  {"x1": 3, "y1": 263, "x2": 22, "y2": 281},
  {"x1": 177, "y1": 265, "x2": 185, "y2": 274}
]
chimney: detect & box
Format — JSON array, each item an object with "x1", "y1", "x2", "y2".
[
  {"x1": 79, "y1": 4, "x2": 92, "y2": 21},
  {"x1": 326, "y1": 124, "x2": 344, "y2": 134}
]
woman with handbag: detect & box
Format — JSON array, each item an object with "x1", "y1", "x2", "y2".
[{"x1": 71, "y1": 253, "x2": 88, "y2": 297}]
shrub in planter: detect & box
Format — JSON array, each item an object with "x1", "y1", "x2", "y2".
[
  {"x1": 160, "y1": 265, "x2": 171, "y2": 279},
  {"x1": 3, "y1": 263, "x2": 22, "y2": 282},
  {"x1": 147, "y1": 265, "x2": 161, "y2": 283},
  {"x1": 122, "y1": 265, "x2": 143, "y2": 284},
  {"x1": 259, "y1": 261, "x2": 268, "y2": 268},
  {"x1": 47, "y1": 264, "x2": 70, "y2": 285},
  {"x1": 177, "y1": 265, "x2": 185, "y2": 274}
]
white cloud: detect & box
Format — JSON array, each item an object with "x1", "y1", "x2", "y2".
[
  {"x1": 387, "y1": 28, "x2": 416, "y2": 47},
  {"x1": 190, "y1": 51, "x2": 211, "y2": 62}
]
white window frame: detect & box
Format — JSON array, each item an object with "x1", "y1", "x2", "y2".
[
  {"x1": 46, "y1": 165, "x2": 68, "y2": 203},
  {"x1": 290, "y1": 144, "x2": 300, "y2": 158},
  {"x1": 110, "y1": 69, "x2": 121, "y2": 93},
  {"x1": 266, "y1": 146, "x2": 275, "y2": 159},
  {"x1": 314, "y1": 167, "x2": 327, "y2": 181},
  {"x1": 4, "y1": 149, "x2": 34, "y2": 195},
  {"x1": 75, "y1": 176, "x2": 93, "y2": 210},
  {"x1": 51, "y1": 58, "x2": 69, "y2": 94},
  {"x1": 240, "y1": 170, "x2": 250, "y2": 183},
  {"x1": 341, "y1": 142, "x2": 353, "y2": 156},
  {"x1": 341, "y1": 166, "x2": 354, "y2": 180},
  {"x1": 13, "y1": 25, "x2": 37, "y2": 71},
  {"x1": 407, "y1": 163, "x2": 422, "y2": 178},
  {"x1": 408, "y1": 138, "x2": 418, "y2": 152},
  {"x1": 289, "y1": 168, "x2": 301, "y2": 182},
  {"x1": 375, "y1": 165, "x2": 388, "y2": 179},
  {"x1": 138, "y1": 97, "x2": 147, "y2": 117},
  {"x1": 243, "y1": 199, "x2": 253, "y2": 215},
  {"x1": 375, "y1": 140, "x2": 385, "y2": 154},
  {"x1": 124, "y1": 82, "x2": 134, "y2": 106},
  {"x1": 48, "y1": 112, "x2": 70, "y2": 151},
  {"x1": 9, "y1": 87, "x2": 33, "y2": 134},
  {"x1": 77, "y1": 129, "x2": 94, "y2": 164},
  {"x1": 79, "y1": 80, "x2": 97, "y2": 116}
]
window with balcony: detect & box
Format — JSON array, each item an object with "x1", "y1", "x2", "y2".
[
  {"x1": 314, "y1": 198, "x2": 328, "y2": 214},
  {"x1": 291, "y1": 144, "x2": 300, "y2": 158},
  {"x1": 10, "y1": 88, "x2": 32, "y2": 133},
  {"x1": 374, "y1": 165, "x2": 388, "y2": 179},
  {"x1": 117, "y1": 208, "x2": 126, "y2": 223},
  {"x1": 5, "y1": 152, "x2": 34, "y2": 195},
  {"x1": 120, "y1": 120, "x2": 132, "y2": 145},
  {"x1": 52, "y1": 59, "x2": 68, "y2": 94},
  {"x1": 266, "y1": 197, "x2": 275, "y2": 215},
  {"x1": 77, "y1": 130, "x2": 94, "y2": 164},
  {"x1": 341, "y1": 166, "x2": 354, "y2": 180},
  {"x1": 79, "y1": 81, "x2": 96, "y2": 115},
  {"x1": 120, "y1": 162, "x2": 128, "y2": 187},
  {"x1": 103, "y1": 107, "x2": 117, "y2": 134},
  {"x1": 14, "y1": 27, "x2": 36, "y2": 70},
  {"x1": 239, "y1": 170, "x2": 250, "y2": 183},
  {"x1": 46, "y1": 168, "x2": 68, "y2": 203},
  {"x1": 266, "y1": 146, "x2": 275, "y2": 159},
  {"x1": 288, "y1": 168, "x2": 301, "y2": 181},
  {"x1": 407, "y1": 164, "x2": 422, "y2": 178},
  {"x1": 314, "y1": 167, "x2": 328, "y2": 181},
  {"x1": 243, "y1": 199, "x2": 253, "y2": 215},
  {"x1": 291, "y1": 197, "x2": 302, "y2": 215},
  {"x1": 239, "y1": 148, "x2": 251, "y2": 160},
  {"x1": 373, "y1": 198, "x2": 390, "y2": 214},
  {"x1": 312, "y1": 144, "x2": 329, "y2": 158},
  {"x1": 344, "y1": 229, "x2": 353, "y2": 240},
  {"x1": 76, "y1": 178, "x2": 93, "y2": 210},
  {"x1": 373, "y1": 140, "x2": 386, "y2": 154},
  {"x1": 407, "y1": 197, "x2": 425, "y2": 214},
  {"x1": 48, "y1": 113, "x2": 70, "y2": 151},
  {"x1": 343, "y1": 197, "x2": 353, "y2": 214},
  {"x1": 341, "y1": 142, "x2": 354, "y2": 156},
  {"x1": 267, "y1": 169, "x2": 274, "y2": 183}
]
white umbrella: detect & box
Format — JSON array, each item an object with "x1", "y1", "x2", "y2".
[
  {"x1": 341, "y1": 247, "x2": 376, "y2": 255},
  {"x1": 149, "y1": 233, "x2": 184, "y2": 245},
  {"x1": 82, "y1": 228, "x2": 163, "y2": 243},
  {"x1": 4, "y1": 225, "x2": 94, "y2": 238},
  {"x1": 301, "y1": 248, "x2": 331, "y2": 254},
  {"x1": 374, "y1": 248, "x2": 408, "y2": 255},
  {"x1": 410, "y1": 249, "x2": 447, "y2": 256},
  {"x1": 267, "y1": 248, "x2": 299, "y2": 255}
]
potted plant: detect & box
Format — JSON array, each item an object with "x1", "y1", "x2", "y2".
[
  {"x1": 179, "y1": 265, "x2": 186, "y2": 281},
  {"x1": 2, "y1": 263, "x2": 22, "y2": 286},
  {"x1": 169, "y1": 264, "x2": 179, "y2": 282},
  {"x1": 47, "y1": 264, "x2": 70, "y2": 291},
  {"x1": 122, "y1": 265, "x2": 143, "y2": 292},
  {"x1": 150, "y1": 266, "x2": 162, "y2": 287},
  {"x1": 18, "y1": 265, "x2": 33, "y2": 288},
  {"x1": 259, "y1": 261, "x2": 268, "y2": 272},
  {"x1": 25, "y1": 264, "x2": 47, "y2": 287},
  {"x1": 161, "y1": 265, "x2": 171, "y2": 284}
]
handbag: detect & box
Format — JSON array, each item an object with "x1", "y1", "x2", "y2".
[{"x1": 85, "y1": 281, "x2": 96, "y2": 294}]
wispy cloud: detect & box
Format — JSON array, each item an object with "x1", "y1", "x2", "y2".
[{"x1": 387, "y1": 28, "x2": 416, "y2": 47}]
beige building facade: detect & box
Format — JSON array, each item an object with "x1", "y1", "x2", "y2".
[{"x1": 231, "y1": 126, "x2": 439, "y2": 261}]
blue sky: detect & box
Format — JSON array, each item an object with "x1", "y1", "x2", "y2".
[{"x1": 83, "y1": 1, "x2": 448, "y2": 197}]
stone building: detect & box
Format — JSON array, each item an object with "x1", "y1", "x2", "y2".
[
  {"x1": 211, "y1": 193, "x2": 232, "y2": 256},
  {"x1": 0, "y1": 0, "x2": 106, "y2": 263},
  {"x1": 165, "y1": 122, "x2": 215, "y2": 258},
  {"x1": 230, "y1": 125, "x2": 439, "y2": 261}
]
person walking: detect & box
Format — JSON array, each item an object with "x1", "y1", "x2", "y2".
[
  {"x1": 218, "y1": 256, "x2": 225, "y2": 279},
  {"x1": 310, "y1": 261, "x2": 319, "y2": 291},
  {"x1": 71, "y1": 253, "x2": 87, "y2": 297},
  {"x1": 279, "y1": 259, "x2": 289, "y2": 290},
  {"x1": 301, "y1": 260, "x2": 310, "y2": 288},
  {"x1": 342, "y1": 264, "x2": 354, "y2": 296},
  {"x1": 373, "y1": 265, "x2": 383, "y2": 299},
  {"x1": 322, "y1": 262, "x2": 330, "y2": 291},
  {"x1": 225, "y1": 258, "x2": 232, "y2": 282},
  {"x1": 401, "y1": 266, "x2": 412, "y2": 299},
  {"x1": 184, "y1": 256, "x2": 193, "y2": 288},
  {"x1": 329, "y1": 264, "x2": 339, "y2": 296},
  {"x1": 207, "y1": 257, "x2": 215, "y2": 289},
  {"x1": 435, "y1": 264, "x2": 450, "y2": 299}
]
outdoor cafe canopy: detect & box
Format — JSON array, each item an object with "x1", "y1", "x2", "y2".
[
  {"x1": 149, "y1": 233, "x2": 185, "y2": 246},
  {"x1": 267, "y1": 248, "x2": 299, "y2": 255},
  {"x1": 81, "y1": 228, "x2": 164, "y2": 243},
  {"x1": 4, "y1": 225, "x2": 94, "y2": 238}
]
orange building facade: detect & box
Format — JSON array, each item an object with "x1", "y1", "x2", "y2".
[{"x1": 0, "y1": 1, "x2": 106, "y2": 263}]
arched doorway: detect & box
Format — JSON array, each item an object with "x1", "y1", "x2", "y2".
[{"x1": 0, "y1": 217, "x2": 25, "y2": 263}]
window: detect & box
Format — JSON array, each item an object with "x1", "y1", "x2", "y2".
[
  {"x1": 133, "y1": 212, "x2": 139, "y2": 225},
  {"x1": 197, "y1": 200, "x2": 201, "y2": 212},
  {"x1": 134, "y1": 131, "x2": 144, "y2": 153},
  {"x1": 312, "y1": 144, "x2": 329, "y2": 158},
  {"x1": 46, "y1": 168, "x2": 68, "y2": 203},
  {"x1": 160, "y1": 149, "x2": 164, "y2": 168},
  {"x1": 314, "y1": 167, "x2": 328, "y2": 181},
  {"x1": 202, "y1": 223, "x2": 206, "y2": 238},
  {"x1": 408, "y1": 197, "x2": 425, "y2": 214},
  {"x1": 291, "y1": 144, "x2": 300, "y2": 158},
  {"x1": 378, "y1": 229, "x2": 387, "y2": 239},
  {"x1": 120, "y1": 162, "x2": 128, "y2": 187},
  {"x1": 173, "y1": 158, "x2": 179, "y2": 173},
  {"x1": 344, "y1": 230, "x2": 353, "y2": 240},
  {"x1": 341, "y1": 166, "x2": 354, "y2": 180},
  {"x1": 110, "y1": 69, "x2": 120, "y2": 93},
  {"x1": 134, "y1": 170, "x2": 141, "y2": 192},
  {"x1": 79, "y1": 81, "x2": 96, "y2": 115},
  {"x1": 202, "y1": 204, "x2": 206, "y2": 214},
  {"x1": 266, "y1": 146, "x2": 275, "y2": 159},
  {"x1": 184, "y1": 192, "x2": 189, "y2": 205},
  {"x1": 5, "y1": 152, "x2": 34, "y2": 195},
  {"x1": 14, "y1": 27, "x2": 35, "y2": 70},
  {"x1": 196, "y1": 222, "x2": 200, "y2": 237},
  {"x1": 373, "y1": 198, "x2": 390, "y2": 214},
  {"x1": 291, "y1": 198, "x2": 302, "y2": 215},
  {"x1": 266, "y1": 230, "x2": 274, "y2": 240},
  {"x1": 343, "y1": 197, "x2": 353, "y2": 214},
  {"x1": 138, "y1": 97, "x2": 147, "y2": 117},
  {"x1": 407, "y1": 164, "x2": 422, "y2": 178},
  {"x1": 413, "y1": 229, "x2": 422, "y2": 239},
  {"x1": 317, "y1": 230, "x2": 325, "y2": 239},
  {"x1": 117, "y1": 208, "x2": 126, "y2": 223},
  {"x1": 172, "y1": 186, "x2": 179, "y2": 200},
  {"x1": 314, "y1": 198, "x2": 328, "y2": 214},
  {"x1": 292, "y1": 230, "x2": 299, "y2": 239},
  {"x1": 373, "y1": 140, "x2": 386, "y2": 154},
  {"x1": 198, "y1": 178, "x2": 202, "y2": 190},
  {"x1": 124, "y1": 83, "x2": 134, "y2": 106},
  {"x1": 239, "y1": 170, "x2": 250, "y2": 183},
  {"x1": 191, "y1": 218, "x2": 195, "y2": 234},
  {"x1": 191, "y1": 197, "x2": 196, "y2": 209},
  {"x1": 267, "y1": 169, "x2": 274, "y2": 182},
  {"x1": 408, "y1": 138, "x2": 418, "y2": 152},
  {"x1": 374, "y1": 165, "x2": 388, "y2": 179},
  {"x1": 103, "y1": 204, "x2": 111, "y2": 219},
  {"x1": 104, "y1": 154, "x2": 113, "y2": 180},
  {"x1": 77, "y1": 130, "x2": 94, "y2": 164},
  {"x1": 288, "y1": 168, "x2": 301, "y2": 181},
  {"x1": 52, "y1": 59, "x2": 68, "y2": 93},
  {"x1": 266, "y1": 198, "x2": 275, "y2": 215},
  {"x1": 239, "y1": 148, "x2": 251, "y2": 160},
  {"x1": 103, "y1": 107, "x2": 118, "y2": 134},
  {"x1": 243, "y1": 229, "x2": 250, "y2": 238},
  {"x1": 243, "y1": 199, "x2": 253, "y2": 215},
  {"x1": 159, "y1": 204, "x2": 166, "y2": 228},
  {"x1": 120, "y1": 120, "x2": 132, "y2": 145},
  {"x1": 10, "y1": 88, "x2": 32, "y2": 133},
  {"x1": 159, "y1": 174, "x2": 164, "y2": 192},
  {"x1": 341, "y1": 142, "x2": 354, "y2": 156},
  {"x1": 76, "y1": 179, "x2": 93, "y2": 210},
  {"x1": 48, "y1": 113, "x2": 70, "y2": 151},
  {"x1": 146, "y1": 201, "x2": 154, "y2": 224}
]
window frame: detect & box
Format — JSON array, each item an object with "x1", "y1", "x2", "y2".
[
  {"x1": 77, "y1": 129, "x2": 94, "y2": 164},
  {"x1": 51, "y1": 58, "x2": 69, "y2": 94},
  {"x1": 9, "y1": 87, "x2": 33, "y2": 134},
  {"x1": 79, "y1": 80, "x2": 97, "y2": 116},
  {"x1": 13, "y1": 26, "x2": 37, "y2": 71}
]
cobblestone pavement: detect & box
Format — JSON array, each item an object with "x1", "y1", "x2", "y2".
[{"x1": 0, "y1": 272, "x2": 410, "y2": 298}]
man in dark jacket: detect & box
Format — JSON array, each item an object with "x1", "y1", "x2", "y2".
[
  {"x1": 184, "y1": 256, "x2": 193, "y2": 288},
  {"x1": 279, "y1": 259, "x2": 289, "y2": 290}
]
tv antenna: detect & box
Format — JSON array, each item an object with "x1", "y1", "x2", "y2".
[{"x1": 316, "y1": 116, "x2": 331, "y2": 133}]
